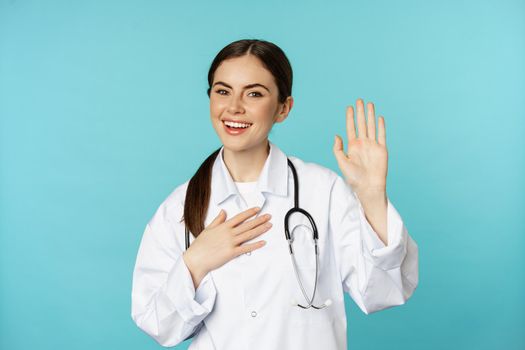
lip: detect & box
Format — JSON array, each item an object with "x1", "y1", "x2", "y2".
[
  {"x1": 222, "y1": 119, "x2": 252, "y2": 136},
  {"x1": 221, "y1": 118, "x2": 253, "y2": 124}
]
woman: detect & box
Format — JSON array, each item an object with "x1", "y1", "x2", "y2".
[{"x1": 131, "y1": 39, "x2": 419, "y2": 350}]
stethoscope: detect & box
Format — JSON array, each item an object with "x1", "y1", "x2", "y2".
[{"x1": 185, "y1": 158, "x2": 332, "y2": 310}]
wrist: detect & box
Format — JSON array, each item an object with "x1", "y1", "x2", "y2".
[
  {"x1": 356, "y1": 189, "x2": 387, "y2": 203},
  {"x1": 183, "y1": 250, "x2": 208, "y2": 279}
]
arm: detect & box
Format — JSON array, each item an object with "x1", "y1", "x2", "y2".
[
  {"x1": 131, "y1": 204, "x2": 217, "y2": 347},
  {"x1": 355, "y1": 189, "x2": 388, "y2": 245},
  {"x1": 330, "y1": 175, "x2": 419, "y2": 314}
]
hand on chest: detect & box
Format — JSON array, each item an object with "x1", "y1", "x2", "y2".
[{"x1": 207, "y1": 192, "x2": 331, "y2": 307}]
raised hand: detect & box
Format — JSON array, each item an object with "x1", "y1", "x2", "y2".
[{"x1": 332, "y1": 98, "x2": 388, "y2": 196}]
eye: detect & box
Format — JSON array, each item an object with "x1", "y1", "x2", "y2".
[
  {"x1": 215, "y1": 89, "x2": 228, "y2": 95},
  {"x1": 248, "y1": 91, "x2": 263, "y2": 97}
]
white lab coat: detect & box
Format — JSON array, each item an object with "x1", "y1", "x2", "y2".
[{"x1": 131, "y1": 141, "x2": 419, "y2": 350}]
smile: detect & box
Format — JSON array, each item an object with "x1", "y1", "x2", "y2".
[{"x1": 222, "y1": 120, "x2": 252, "y2": 135}]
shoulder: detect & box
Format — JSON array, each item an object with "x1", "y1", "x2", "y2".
[
  {"x1": 163, "y1": 179, "x2": 191, "y2": 208},
  {"x1": 287, "y1": 154, "x2": 355, "y2": 202},
  {"x1": 287, "y1": 154, "x2": 340, "y2": 186},
  {"x1": 285, "y1": 154, "x2": 357, "y2": 216},
  {"x1": 147, "y1": 179, "x2": 190, "y2": 228}
]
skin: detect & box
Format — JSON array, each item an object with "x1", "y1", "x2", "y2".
[
  {"x1": 209, "y1": 54, "x2": 293, "y2": 182},
  {"x1": 183, "y1": 54, "x2": 389, "y2": 289},
  {"x1": 333, "y1": 100, "x2": 389, "y2": 245}
]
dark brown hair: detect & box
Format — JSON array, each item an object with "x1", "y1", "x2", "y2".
[{"x1": 181, "y1": 39, "x2": 293, "y2": 238}]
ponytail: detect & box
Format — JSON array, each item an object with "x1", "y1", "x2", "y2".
[
  {"x1": 181, "y1": 38, "x2": 293, "y2": 239},
  {"x1": 181, "y1": 148, "x2": 221, "y2": 238}
]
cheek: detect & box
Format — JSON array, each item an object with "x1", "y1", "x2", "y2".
[
  {"x1": 209, "y1": 103, "x2": 227, "y2": 121},
  {"x1": 250, "y1": 101, "x2": 277, "y2": 119}
]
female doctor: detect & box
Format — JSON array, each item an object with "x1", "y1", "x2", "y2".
[{"x1": 131, "y1": 39, "x2": 419, "y2": 350}]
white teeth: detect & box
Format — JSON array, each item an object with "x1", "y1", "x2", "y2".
[{"x1": 224, "y1": 121, "x2": 252, "y2": 129}]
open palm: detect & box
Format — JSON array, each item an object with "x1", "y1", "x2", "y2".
[{"x1": 333, "y1": 99, "x2": 388, "y2": 195}]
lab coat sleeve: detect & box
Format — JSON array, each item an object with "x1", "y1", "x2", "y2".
[
  {"x1": 329, "y1": 175, "x2": 419, "y2": 315},
  {"x1": 131, "y1": 203, "x2": 217, "y2": 347}
]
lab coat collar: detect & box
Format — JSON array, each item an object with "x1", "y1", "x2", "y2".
[{"x1": 210, "y1": 141, "x2": 289, "y2": 206}]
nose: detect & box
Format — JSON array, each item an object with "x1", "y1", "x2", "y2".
[{"x1": 227, "y1": 93, "x2": 245, "y2": 114}]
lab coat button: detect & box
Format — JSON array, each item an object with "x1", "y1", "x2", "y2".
[
  {"x1": 245, "y1": 252, "x2": 251, "y2": 256},
  {"x1": 250, "y1": 311, "x2": 257, "y2": 317}
]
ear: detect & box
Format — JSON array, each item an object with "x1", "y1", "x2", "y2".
[{"x1": 274, "y1": 96, "x2": 294, "y2": 124}]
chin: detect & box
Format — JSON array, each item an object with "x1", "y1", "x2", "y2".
[
  {"x1": 224, "y1": 140, "x2": 271, "y2": 156},
  {"x1": 220, "y1": 140, "x2": 251, "y2": 153}
]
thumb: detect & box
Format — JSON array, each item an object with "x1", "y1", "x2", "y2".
[
  {"x1": 209, "y1": 209, "x2": 226, "y2": 228},
  {"x1": 333, "y1": 135, "x2": 347, "y2": 165}
]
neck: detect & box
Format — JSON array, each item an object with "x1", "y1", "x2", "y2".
[{"x1": 222, "y1": 140, "x2": 270, "y2": 182}]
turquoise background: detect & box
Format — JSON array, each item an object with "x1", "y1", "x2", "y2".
[{"x1": 1, "y1": 0, "x2": 524, "y2": 349}]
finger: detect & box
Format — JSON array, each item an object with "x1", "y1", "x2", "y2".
[
  {"x1": 356, "y1": 98, "x2": 367, "y2": 139},
  {"x1": 367, "y1": 102, "x2": 377, "y2": 142},
  {"x1": 345, "y1": 105, "x2": 356, "y2": 144},
  {"x1": 207, "y1": 209, "x2": 226, "y2": 229},
  {"x1": 226, "y1": 206, "x2": 261, "y2": 228},
  {"x1": 333, "y1": 135, "x2": 348, "y2": 165},
  {"x1": 232, "y1": 213, "x2": 272, "y2": 235},
  {"x1": 233, "y1": 221, "x2": 272, "y2": 245},
  {"x1": 378, "y1": 116, "x2": 387, "y2": 146},
  {"x1": 235, "y1": 240, "x2": 267, "y2": 257}
]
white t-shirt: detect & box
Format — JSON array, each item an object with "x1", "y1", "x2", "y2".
[{"x1": 233, "y1": 181, "x2": 259, "y2": 208}]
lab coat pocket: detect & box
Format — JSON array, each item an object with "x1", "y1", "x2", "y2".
[{"x1": 288, "y1": 269, "x2": 336, "y2": 327}]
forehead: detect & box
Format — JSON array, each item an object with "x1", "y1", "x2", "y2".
[{"x1": 213, "y1": 55, "x2": 276, "y2": 87}]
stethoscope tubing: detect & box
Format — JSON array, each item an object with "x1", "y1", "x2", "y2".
[{"x1": 184, "y1": 158, "x2": 329, "y2": 309}]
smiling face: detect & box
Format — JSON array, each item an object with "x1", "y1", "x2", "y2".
[{"x1": 209, "y1": 54, "x2": 293, "y2": 153}]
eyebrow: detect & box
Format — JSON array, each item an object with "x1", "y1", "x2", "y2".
[{"x1": 212, "y1": 81, "x2": 271, "y2": 93}]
